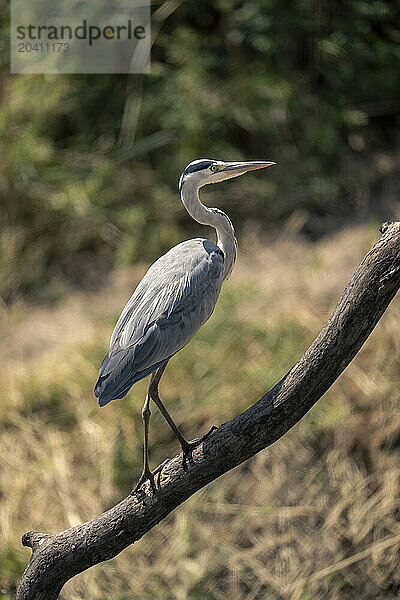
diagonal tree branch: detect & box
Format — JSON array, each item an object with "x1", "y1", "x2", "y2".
[{"x1": 17, "y1": 221, "x2": 400, "y2": 600}]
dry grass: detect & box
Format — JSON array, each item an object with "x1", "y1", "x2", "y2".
[{"x1": 0, "y1": 223, "x2": 399, "y2": 599}]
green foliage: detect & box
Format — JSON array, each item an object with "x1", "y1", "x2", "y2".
[
  {"x1": 0, "y1": 545, "x2": 27, "y2": 594},
  {"x1": 1, "y1": 1, "x2": 399, "y2": 300}
]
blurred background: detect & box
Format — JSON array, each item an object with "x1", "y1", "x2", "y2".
[{"x1": 0, "y1": 1, "x2": 400, "y2": 598}]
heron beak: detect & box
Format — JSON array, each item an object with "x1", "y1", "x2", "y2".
[{"x1": 221, "y1": 161, "x2": 276, "y2": 175}]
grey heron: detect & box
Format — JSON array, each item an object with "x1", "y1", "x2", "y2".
[{"x1": 95, "y1": 158, "x2": 275, "y2": 490}]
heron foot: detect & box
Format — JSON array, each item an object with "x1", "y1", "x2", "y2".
[
  {"x1": 181, "y1": 425, "x2": 218, "y2": 469},
  {"x1": 130, "y1": 459, "x2": 170, "y2": 495}
]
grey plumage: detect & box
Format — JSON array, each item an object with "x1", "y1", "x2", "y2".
[
  {"x1": 95, "y1": 239, "x2": 224, "y2": 405},
  {"x1": 95, "y1": 158, "x2": 275, "y2": 410},
  {"x1": 94, "y1": 158, "x2": 275, "y2": 491}
]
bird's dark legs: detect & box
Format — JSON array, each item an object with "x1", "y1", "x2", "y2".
[
  {"x1": 132, "y1": 364, "x2": 174, "y2": 493},
  {"x1": 148, "y1": 363, "x2": 217, "y2": 466},
  {"x1": 148, "y1": 364, "x2": 188, "y2": 449},
  {"x1": 142, "y1": 395, "x2": 151, "y2": 474},
  {"x1": 133, "y1": 361, "x2": 218, "y2": 493},
  {"x1": 133, "y1": 391, "x2": 155, "y2": 492}
]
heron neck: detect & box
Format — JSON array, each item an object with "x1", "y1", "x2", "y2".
[{"x1": 180, "y1": 180, "x2": 237, "y2": 280}]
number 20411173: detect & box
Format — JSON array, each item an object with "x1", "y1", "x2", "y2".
[{"x1": 18, "y1": 42, "x2": 70, "y2": 53}]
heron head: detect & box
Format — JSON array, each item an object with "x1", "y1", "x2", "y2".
[{"x1": 179, "y1": 159, "x2": 276, "y2": 192}]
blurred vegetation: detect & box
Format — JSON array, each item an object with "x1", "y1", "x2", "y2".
[
  {"x1": 1, "y1": 3, "x2": 399, "y2": 596},
  {"x1": 0, "y1": 227, "x2": 399, "y2": 598},
  {"x1": 0, "y1": 0, "x2": 399, "y2": 302}
]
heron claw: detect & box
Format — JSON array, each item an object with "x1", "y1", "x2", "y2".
[
  {"x1": 182, "y1": 425, "x2": 218, "y2": 469},
  {"x1": 130, "y1": 459, "x2": 170, "y2": 495},
  {"x1": 131, "y1": 470, "x2": 156, "y2": 495}
]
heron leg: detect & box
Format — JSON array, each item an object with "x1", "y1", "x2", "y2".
[
  {"x1": 132, "y1": 370, "x2": 170, "y2": 494},
  {"x1": 149, "y1": 362, "x2": 217, "y2": 467},
  {"x1": 148, "y1": 362, "x2": 188, "y2": 448},
  {"x1": 132, "y1": 391, "x2": 155, "y2": 493}
]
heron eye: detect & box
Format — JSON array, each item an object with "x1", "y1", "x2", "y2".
[{"x1": 210, "y1": 165, "x2": 218, "y2": 173}]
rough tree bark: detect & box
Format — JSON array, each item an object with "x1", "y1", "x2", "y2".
[{"x1": 17, "y1": 222, "x2": 400, "y2": 600}]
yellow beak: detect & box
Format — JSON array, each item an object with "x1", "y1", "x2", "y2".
[{"x1": 221, "y1": 161, "x2": 276, "y2": 175}]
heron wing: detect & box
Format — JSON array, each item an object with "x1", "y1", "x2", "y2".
[{"x1": 95, "y1": 238, "x2": 224, "y2": 405}]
